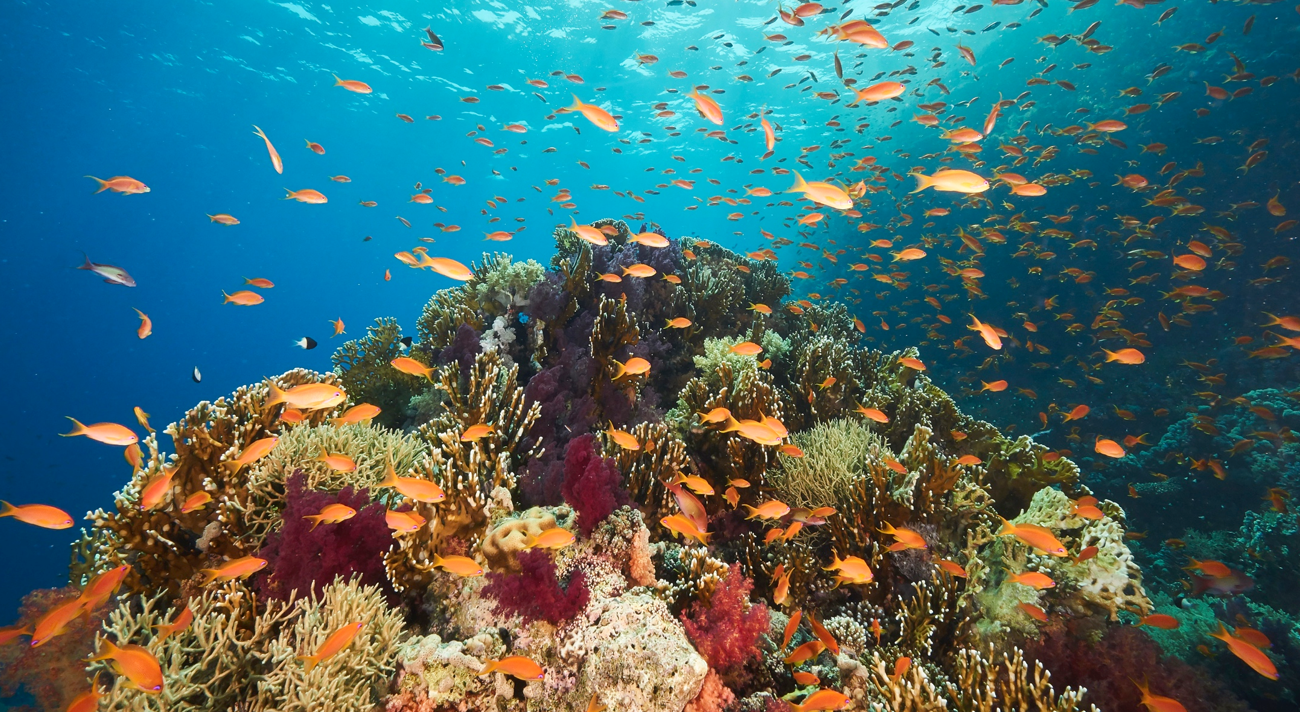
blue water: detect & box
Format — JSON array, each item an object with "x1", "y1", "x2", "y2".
[{"x1": 1, "y1": 0, "x2": 1298, "y2": 617}]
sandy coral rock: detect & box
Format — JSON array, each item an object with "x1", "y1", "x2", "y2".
[
  {"x1": 1016, "y1": 487, "x2": 1152, "y2": 621},
  {"x1": 393, "y1": 631, "x2": 503, "y2": 710},
  {"x1": 481, "y1": 506, "x2": 559, "y2": 573},
  {"x1": 574, "y1": 591, "x2": 708, "y2": 712}
]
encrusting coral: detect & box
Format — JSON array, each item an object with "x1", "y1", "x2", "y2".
[{"x1": 6, "y1": 222, "x2": 1194, "y2": 712}]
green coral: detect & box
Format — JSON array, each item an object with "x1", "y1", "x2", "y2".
[{"x1": 332, "y1": 317, "x2": 426, "y2": 430}]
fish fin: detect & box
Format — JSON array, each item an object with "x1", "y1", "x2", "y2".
[
  {"x1": 787, "y1": 170, "x2": 809, "y2": 193},
  {"x1": 84, "y1": 176, "x2": 108, "y2": 193},
  {"x1": 263, "y1": 379, "x2": 287, "y2": 408},
  {"x1": 567, "y1": 94, "x2": 584, "y2": 112},
  {"x1": 908, "y1": 172, "x2": 932, "y2": 193},
  {"x1": 88, "y1": 639, "x2": 119, "y2": 662},
  {"x1": 332, "y1": 74, "x2": 343, "y2": 86},
  {"x1": 997, "y1": 516, "x2": 1015, "y2": 536},
  {"x1": 0, "y1": 501, "x2": 14, "y2": 518},
  {"x1": 76, "y1": 252, "x2": 95, "y2": 270},
  {"x1": 477, "y1": 660, "x2": 498, "y2": 676},
  {"x1": 297, "y1": 654, "x2": 319, "y2": 672},
  {"x1": 60, "y1": 416, "x2": 87, "y2": 437}
]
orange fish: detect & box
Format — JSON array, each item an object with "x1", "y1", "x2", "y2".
[
  {"x1": 460, "y1": 423, "x2": 496, "y2": 442},
  {"x1": 856, "y1": 405, "x2": 889, "y2": 423},
  {"x1": 153, "y1": 605, "x2": 194, "y2": 643},
  {"x1": 64, "y1": 674, "x2": 104, "y2": 712},
  {"x1": 566, "y1": 95, "x2": 619, "y2": 132},
  {"x1": 265, "y1": 382, "x2": 347, "y2": 411},
  {"x1": 998, "y1": 518, "x2": 1068, "y2": 556},
  {"x1": 0, "y1": 501, "x2": 74, "y2": 529},
  {"x1": 226, "y1": 436, "x2": 279, "y2": 473},
  {"x1": 179, "y1": 491, "x2": 211, "y2": 514},
  {"x1": 305, "y1": 140, "x2": 325, "y2": 154},
  {"x1": 139, "y1": 466, "x2": 177, "y2": 511},
  {"x1": 386, "y1": 508, "x2": 427, "y2": 532},
  {"x1": 1019, "y1": 602, "x2": 1048, "y2": 622},
  {"x1": 879, "y1": 522, "x2": 927, "y2": 551},
  {"x1": 90, "y1": 640, "x2": 164, "y2": 693},
  {"x1": 969, "y1": 314, "x2": 1003, "y2": 349},
  {"x1": 730, "y1": 341, "x2": 764, "y2": 356},
  {"x1": 661, "y1": 513, "x2": 711, "y2": 545},
  {"x1": 61, "y1": 418, "x2": 137, "y2": 446},
  {"x1": 1103, "y1": 348, "x2": 1146, "y2": 365},
  {"x1": 223, "y1": 289, "x2": 264, "y2": 306},
  {"x1": 200, "y1": 556, "x2": 268, "y2": 585},
  {"x1": 1209, "y1": 623, "x2": 1278, "y2": 679},
  {"x1": 333, "y1": 403, "x2": 381, "y2": 425},
  {"x1": 252, "y1": 125, "x2": 283, "y2": 173},
  {"x1": 299, "y1": 621, "x2": 365, "y2": 672},
  {"x1": 85, "y1": 175, "x2": 150, "y2": 195},
  {"x1": 391, "y1": 356, "x2": 436, "y2": 382},
  {"x1": 524, "y1": 528, "x2": 576, "y2": 550},
  {"x1": 1095, "y1": 438, "x2": 1127, "y2": 458},
  {"x1": 789, "y1": 689, "x2": 850, "y2": 712},
  {"x1": 333, "y1": 74, "x2": 372, "y2": 93},
  {"x1": 432, "y1": 554, "x2": 484, "y2": 577},
  {"x1": 980, "y1": 380, "x2": 1008, "y2": 393},
  {"x1": 478, "y1": 655, "x2": 545, "y2": 680},
  {"x1": 303, "y1": 502, "x2": 356, "y2": 530},
  {"x1": 1133, "y1": 678, "x2": 1187, "y2": 712},
  {"x1": 283, "y1": 188, "x2": 327, "y2": 204},
  {"x1": 1138, "y1": 614, "x2": 1180, "y2": 630},
  {"x1": 1062, "y1": 405, "x2": 1090, "y2": 422},
  {"x1": 1007, "y1": 571, "x2": 1056, "y2": 589},
  {"x1": 783, "y1": 640, "x2": 826, "y2": 665},
  {"x1": 688, "y1": 89, "x2": 724, "y2": 125}
]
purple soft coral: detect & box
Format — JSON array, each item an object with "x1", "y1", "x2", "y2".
[
  {"x1": 561, "y1": 433, "x2": 629, "y2": 535},
  {"x1": 256, "y1": 472, "x2": 394, "y2": 602},
  {"x1": 482, "y1": 550, "x2": 589, "y2": 625},
  {"x1": 681, "y1": 564, "x2": 770, "y2": 677}
]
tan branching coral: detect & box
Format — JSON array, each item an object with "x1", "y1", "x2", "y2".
[
  {"x1": 73, "y1": 370, "x2": 342, "y2": 597},
  {"x1": 770, "y1": 418, "x2": 889, "y2": 510},
  {"x1": 946, "y1": 645, "x2": 1097, "y2": 712},
  {"x1": 614, "y1": 421, "x2": 688, "y2": 527},
  {"x1": 384, "y1": 349, "x2": 541, "y2": 592},
  {"x1": 93, "y1": 577, "x2": 404, "y2": 712}
]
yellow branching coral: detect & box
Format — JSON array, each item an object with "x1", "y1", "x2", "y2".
[
  {"x1": 613, "y1": 420, "x2": 687, "y2": 528},
  {"x1": 384, "y1": 349, "x2": 541, "y2": 592},
  {"x1": 946, "y1": 645, "x2": 1097, "y2": 712},
  {"x1": 93, "y1": 577, "x2": 405, "y2": 712},
  {"x1": 242, "y1": 422, "x2": 425, "y2": 542},
  {"x1": 73, "y1": 369, "x2": 342, "y2": 597},
  {"x1": 770, "y1": 417, "x2": 889, "y2": 510}
]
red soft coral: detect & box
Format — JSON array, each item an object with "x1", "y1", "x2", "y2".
[
  {"x1": 561, "y1": 433, "x2": 629, "y2": 535},
  {"x1": 256, "y1": 472, "x2": 394, "y2": 602},
  {"x1": 681, "y1": 564, "x2": 770, "y2": 677},
  {"x1": 482, "y1": 550, "x2": 589, "y2": 625},
  {"x1": 0, "y1": 587, "x2": 108, "y2": 712},
  {"x1": 1027, "y1": 626, "x2": 1250, "y2": 712}
]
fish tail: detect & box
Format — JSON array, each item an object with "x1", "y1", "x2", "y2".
[
  {"x1": 282, "y1": 188, "x2": 295, "y2": 200},
  {"x1": 88, "y1": 639, "x2": 119, "y2": 662},
  {"x1": 431, "y1": 554, "x2": 445, "y2": 569},
  {"x1": 303, "y1": 515, "x2": 321, "y2": 531},
  {"x1": 76, "y1": 252, "x2": 94, "y2": 271},
  {"x1": 263, "y1": 379, "x2": 288, "y2": 407},
  {"x1": 0, "y1": 501, "x2": 15, "y2": 518},
  {"x1": 199, "y1": 568, "x2": 221, "y2": 586},
  {"x1": 60, "y1": 416, "x2": 87, "y2": 437},
  {"x1": 997, "y1": 516, "x2": 1015, "y2": 537},
  {"x1": 298, "y1": 654, "x2": 320, "y2": 672},
  {"x1": 333, "y1": 74, "x2": 343, "y2": 86},
  {"x1": 477, "y1": 660, "x2": 499, "y2": 676},
  {"x1": 741, "y1": 504, "x2": 757, "y2": 519},
  {"x1": 84, "y1": 176, "x2": 108, "y2": 193},
  {"x1": 252, "y1": 124, "x2": 265, "y2": 138},
  {"x1": 222, "y1": 291, "x2": 233, "y2": 304},
  {"x1": 908, "y1": 172, "x2": 932, "y2": 193},
  {"x1": 567, "y1": 94, "x2": 584, "y2": 112},
  {"x1": 787, "y1": 170, "x2": 808, "y2": 194},
  {"x1": 611, "y1": 359, "x2": 626, "y2": 379}
]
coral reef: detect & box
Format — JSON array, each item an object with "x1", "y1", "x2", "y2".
[{"x1": 26, "y1": 228, "x2": 1215, "y2": 712}]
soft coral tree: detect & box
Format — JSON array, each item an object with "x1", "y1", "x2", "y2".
[
  {"x1": 256, "y1": 472, "x2": 394, "y2": 602},
  {"x1": 561, "y1": 433, "x2": 630, "y2": 535},
  {"x1": 681, "y1": 564, "x2": 770, "y2": 678},
  {"x1": 482, "y1": 550, "x2": 589, "y2": 625}
]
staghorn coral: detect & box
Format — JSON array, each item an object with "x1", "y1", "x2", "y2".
[
  {"x1": 243, "y1": 422, "x2": 424, "y2": 541},
  {"x1": 92, "y1": 577, "x2": 405, "y2": 712},
  {"x1": 332, "y1": 317, "x2": 426, "y2": 429},
  {"x1": 385, "y1": 349, "x2": 541, "y2": 593},
  {"x1": 255, "y1": 473, "x2": 394, "y2": 602},
  {"x1": 72, "y1": 369, "x2": 343, "y2": 598},
  {"x1": 769, "y1": 417, "x2": 890, "y2": 510}
]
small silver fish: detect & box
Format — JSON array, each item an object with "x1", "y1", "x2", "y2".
[{"x1": 77, "y1": 253, "x2": 136, "y2": 287}]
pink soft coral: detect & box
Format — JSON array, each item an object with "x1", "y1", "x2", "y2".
[
  {"x1": 256, "y1": 472, "x2": 394, "y2": 602},
  {"x1": 482, "y1": 550, "x2": 589, "y2": 625},
  {"x1": 684, "y1": 669, "x2": 736, "y2": 712},
  {"x1": 561, "y1": 434, "x2": 630, "y2": 535},
  {"x1": 681, "y1": 564, "x2": 770, "y2": 677}
]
